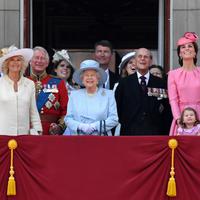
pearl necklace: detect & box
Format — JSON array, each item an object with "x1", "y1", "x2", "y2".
[{"x1": 86, "y1": 87, "x2": 98, "y2": 96}]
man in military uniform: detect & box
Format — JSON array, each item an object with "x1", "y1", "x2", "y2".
[{"x1": 28, "y1": 46, "x2": 68, "y2": 135}]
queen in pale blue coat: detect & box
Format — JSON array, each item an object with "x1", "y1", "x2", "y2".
[{"x1": 64, "y1": 59, "x2": 118, "y2": 136}]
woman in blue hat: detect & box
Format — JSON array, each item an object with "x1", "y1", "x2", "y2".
[{"x1": 64, "y1": 59, "x2": 118, "y2": 136}]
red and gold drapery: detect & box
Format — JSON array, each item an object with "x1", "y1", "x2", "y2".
[{"x1": 0, "y1": 136, "x2": 199, "y2": 200}]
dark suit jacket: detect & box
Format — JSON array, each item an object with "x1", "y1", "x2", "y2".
[
  {"x1": 109, "y1": 70, "x2": 119, "y2": 90},
  {"x1": 115, "y1": 73, "x2": 168, "y2": 136}
]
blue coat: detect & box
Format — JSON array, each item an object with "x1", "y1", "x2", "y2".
[{"x1": 64, "y1": 87, "x2": 118, "y2": 135}]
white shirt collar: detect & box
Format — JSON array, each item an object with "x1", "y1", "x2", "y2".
[
  {"x1": 136, "y1": 71, "x2": 150, "y2": 83},
  {"x1": 105, "y1": 68, "x2": 109, "y2": 74}
]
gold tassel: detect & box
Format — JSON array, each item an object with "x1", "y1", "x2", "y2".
[
  {"x1": 167, "y1": 138, "x2": 178, "y2": 197},
  {"x1": 7, "y1": 139, "x2": 18, "y2": 196}
]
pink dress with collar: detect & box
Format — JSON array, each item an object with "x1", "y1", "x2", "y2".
[{"x1": 168, "y1": 67, "x2": 200, "y2": 135}]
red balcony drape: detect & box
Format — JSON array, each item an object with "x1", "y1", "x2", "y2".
[{"x1": 0, "y1": 136, "x2": 199, "y2": 200}]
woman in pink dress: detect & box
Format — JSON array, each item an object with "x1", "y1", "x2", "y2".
[{"x1": 168, "y1": 32, "x2": 200, "y2": 135}]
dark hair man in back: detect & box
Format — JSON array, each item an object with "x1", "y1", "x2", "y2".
[{"x1": 94, "y1": 40, "x2": 119, "y2": 89}]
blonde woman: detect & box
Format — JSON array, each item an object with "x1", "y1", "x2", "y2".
[{"x1": 0, "y1": 46, "x2": 42, "y2": 135}]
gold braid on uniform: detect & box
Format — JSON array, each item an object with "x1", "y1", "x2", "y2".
[
  {"x1": 58, "y1": 116, "x2": 66, "y2": 132},
  {"x1": 30, "y1": 71, "x2": 47, "y2": 96}
]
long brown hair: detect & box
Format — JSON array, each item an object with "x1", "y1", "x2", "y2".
[{"x1": 179, "y1": 107, "x2": 200, "y2": 128}]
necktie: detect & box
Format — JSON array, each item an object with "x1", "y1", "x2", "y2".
[{"x1": 140, "y1": 76, "x2": 147, "y2": 92}]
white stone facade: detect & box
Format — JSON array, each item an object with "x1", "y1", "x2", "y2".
[{"x1": 0, "y1": 0, "x2": 20, "y2": 48}]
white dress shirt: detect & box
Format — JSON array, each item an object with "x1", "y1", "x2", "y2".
[
  {"x1": 136, "y1": 71, "x2": 150, "y2": 85},
  {"x1": 104, "y1": 69, "x2": 110, "y2": 89}
]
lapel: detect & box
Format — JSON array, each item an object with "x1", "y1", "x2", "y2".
[
  {"x1": 148, "y1": 74, "x2": 158, "y2": 88},
  {"x1": 129, "y1": 73, "x2": 144, "y2": 98},
  {"x1": 109, "y1": 70, "x2": 119, "y2": 89},
  {"x1": 147, "y1": 74, "x2": 153, "y2": 87},
  {"x1": 108, "y1": 70, "x2": 113, "y2": 89}
]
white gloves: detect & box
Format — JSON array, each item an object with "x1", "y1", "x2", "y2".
[
  {"x1": 90, "y1": 123, "x2": 97, "y2": 131},
  {"x1": 78, "y1": 123, "x2": 97, "y2": 134},
  {"x1": 78, "y1": 123, "x2": 90, "y2": 133},
  {"x1": 30, "y1": 129, "x2": 40, "y2": 135}
]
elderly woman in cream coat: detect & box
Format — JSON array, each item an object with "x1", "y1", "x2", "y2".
[
  {"x1": 0, "y1": 46, "x2": 42, "y2": 135},
  {"x1": 64, "y1": 59, "x2": 118, "y2": 136}
]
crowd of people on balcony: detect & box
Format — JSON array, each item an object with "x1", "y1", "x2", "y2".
[{"x1": 0, "y1": 32, "x2": 199, "y2": 136}]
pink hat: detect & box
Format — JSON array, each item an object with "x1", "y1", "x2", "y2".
[{"x1": 177, "y1": 32, "x2": 198, "y2": 46}]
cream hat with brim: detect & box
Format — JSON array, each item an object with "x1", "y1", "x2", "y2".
[
  {"x1": 0, "y1": 45, "x2": 33, "y2": 70},
  {"x1": 118, "y1": 52, "x2": 136, "y2": 70},
  {"x1": 73, "y1": 59, "x2": 107, "y2": 87}
]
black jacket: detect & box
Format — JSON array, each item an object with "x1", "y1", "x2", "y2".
[
  {"x1": 115, "y1": 73, "x2": 169, "y2": 136},
  {"x1": 109, "y1": 70, "x2": 119, "y2": 90}
]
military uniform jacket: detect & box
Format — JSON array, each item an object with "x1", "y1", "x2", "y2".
[{"x1": 29, "y1": 72, "x2": 68, "y2": 135}]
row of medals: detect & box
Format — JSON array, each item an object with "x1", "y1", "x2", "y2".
[
  {"x1": 36, "y1": 81, "x2": 60, "y2": 110},
  {"x1": 147, "y1": 87, "x2": 168, "y2": 99}
]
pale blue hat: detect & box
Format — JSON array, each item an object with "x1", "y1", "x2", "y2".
[{"x1": 73, "y1": 59, "x2": 107, "y2": 87}]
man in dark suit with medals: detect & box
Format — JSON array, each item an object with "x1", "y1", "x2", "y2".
[
  {"x1": 94, "y1": 40, "x2": 119, "y2": 90},
  {"x1": 28, "y1": 46, "x2": 68, "y2": 135},
  {"x1": 115, "y1": 48, "x2": 168, "y2": 136}
]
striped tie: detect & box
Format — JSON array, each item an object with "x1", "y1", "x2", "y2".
[{"x1": 140, "y1": 76, "x2": 147, "y2": 92}]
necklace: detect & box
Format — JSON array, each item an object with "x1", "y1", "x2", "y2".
[{"x1": 86, "y1": 87, "x2": 98, "y2": 96}]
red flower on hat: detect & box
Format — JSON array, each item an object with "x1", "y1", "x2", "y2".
[{"x1": 184, "y1": 32, "x2": 198, "y2": 42}]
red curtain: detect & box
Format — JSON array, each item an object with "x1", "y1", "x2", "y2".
[{"x1": 0, "y1": 136, "x2": 199, "y2": 200}]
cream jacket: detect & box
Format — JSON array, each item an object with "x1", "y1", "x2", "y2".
[{"x1": 0, "y1": 75, "x2": 42, "y2": 135}]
